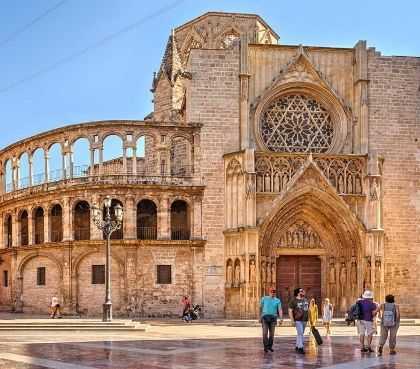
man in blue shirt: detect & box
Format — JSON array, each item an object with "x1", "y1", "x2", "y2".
[{"x1": 260, "y1": 288, "x2": 283, "y2": 352}]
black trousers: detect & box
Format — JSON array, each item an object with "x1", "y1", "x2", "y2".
[{"x1": 262, "y1": 315, "x2": 277, "y2": 349}]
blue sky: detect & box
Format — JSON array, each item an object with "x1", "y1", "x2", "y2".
[{"x1": 0, "y1": 0, "x2": 419, "y2": 149}]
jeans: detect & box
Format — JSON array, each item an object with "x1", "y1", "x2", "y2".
[
  {"x1": 262, "y1": 315, "x2": 277, "y2": 349},
  {"x1": 379, "y1": 324, "x2": 399, "y2": 350},
  {"x1": 295, "y1": 321, "x2": 307, "y2": 348}
]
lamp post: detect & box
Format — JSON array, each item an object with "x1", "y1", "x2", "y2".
[{"x1": 92, "y1": 196, "x2": 123, "y2": 322}]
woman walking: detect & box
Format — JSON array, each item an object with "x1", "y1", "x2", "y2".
[
  {"x1": 378, "y1": 294, "x2": 400, "y2": 356},
  {"x1": 322, "y1": 298, "x2": 333, "y2": 335},
  {"x1": 308, "y1": 298, "x2": 318, "y2": 330}
]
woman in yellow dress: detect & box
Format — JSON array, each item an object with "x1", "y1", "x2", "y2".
[{"x1": 308, "y1": 298, "x2": 319, "y2": 331}]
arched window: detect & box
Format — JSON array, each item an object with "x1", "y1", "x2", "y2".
[
  {"x1": 72, "y1": 138, "x2": 90, "y2": 178},
  {"x1": 4, "y1": 159, "x2": 13, "y2": 193},
  {"x1": 259, "y1": 94, "x2": 335, "y2": 153},
  {"x1": 50, "y1": 204, "x2": 63, "y2": 242},
  {"x1": 33, "y1": 207, "x2": 44, "y2": 244},
  {"x1": 19, "y1": 210, "x2": 29, "y2": 246},
  {"x1": 136, "y1": 135, "x2": 157, "y2": 175},
  {"x1": 18, "y1": 153, "x2": 30, "y2": 189},
  {"x1": 74, "y1": 201, "x2": 90, "y2": 241},
  {"x1": 103, "y1": 199, "x2": 123, "y2": 240},
  {"x1": 32, "y1": 148, "x2": 45, "y2": 185},
  {"x1": 170, "y1": 200, "x2": 190, "y2": 240},
  {"x1": 48, "y1": 143, "x2": 63, "y2": 182},
  {"x1": 137, "y1": 200, "x2": 157, "y2": 240},
  {"x1": 4, "y1": 215, "x2": 12, "y2": 247},
  {"x1": 102, "y1": 135, "x2": 123, "y2": 175}
]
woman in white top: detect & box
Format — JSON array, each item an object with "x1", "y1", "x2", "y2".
[{"x1": 322, "y1": 298, "x2": 333, "y2": 335}]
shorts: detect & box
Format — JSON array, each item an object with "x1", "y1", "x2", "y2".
[{"x1": 358, "y1": 320, "x2": 374, "y2": 336}]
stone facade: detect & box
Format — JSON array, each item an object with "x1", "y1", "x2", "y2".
[{"x1": 0, "y1": 12, "x2": 419, "y2": 318}]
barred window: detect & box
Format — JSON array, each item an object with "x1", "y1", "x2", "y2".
[
  {"x1": 260, "y1": 94, "x2": 334, "y2": 153},
  {"x1": 37, "y1": 267, "x2": 46, "y2": 286},
  {"x1": 157, "y1": 265, "x2": 171, "y2": 284},
  {"x1": 92, "y1": 265, "x2": 105, "y2": 284},
  {"x1": 3, "y1": 271, "x2": 8, "y2": 287}
]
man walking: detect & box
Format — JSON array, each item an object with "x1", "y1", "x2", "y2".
[
  {"x1": 288, "y1": 287, "x2": 309, "y2": 354},
  {"x1": 260, "y1": 288, "x2": 282, "y2": 352},
  {"x1": 358, "y1": 290, "x2": 378, "y2": 353}
]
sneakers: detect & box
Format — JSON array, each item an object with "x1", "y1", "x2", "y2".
[
  {"x1": 361, "y1": 347, "x2": 368, "y2": 353},
  {"x1": 268, "y1": 347, "x2": 274, "y2": 352},
  {"x1": 378, "y1": 346, "x2": 383, "y2": 356},
  {"x1": 368, "y1": 347, "x2": 374, "y2": 353},
  {"x1": 390, "y1": 350, "x2": 397, "y2": 355},
  {"x1": 297, "y1": 347, "x2": 305, "y2": 354}
]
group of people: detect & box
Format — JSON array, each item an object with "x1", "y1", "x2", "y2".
[{"x1": 260, "y1": 287, "x2": 400, "y2": 356}]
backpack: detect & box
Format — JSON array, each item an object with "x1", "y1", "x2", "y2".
[
  {"x1": 347, "y1": 302, "x2": 361, "y2": 321},
  {"x1": 382, "y1": 303, "x2": 396, "y2": 327}
]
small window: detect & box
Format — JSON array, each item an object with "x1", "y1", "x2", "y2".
[
  {"x1": 37, "y1": 267, "x2": 46, "y2": 286},
  {"x1": 157, "y1": 265, "x2": 171, "y2": 284},
  {"x1": 92, "y1": 265, "x2": 105, "y2": 284},
  {"x1": 3, "y1": 271, "x2": 8, "y2": 287}
]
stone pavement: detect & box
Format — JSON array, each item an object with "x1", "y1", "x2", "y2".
[{"x1": 0, "y1": 322, "x2": 419, "y2": 368}]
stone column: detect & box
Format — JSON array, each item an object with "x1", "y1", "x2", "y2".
[
  {"x1": 132, "y1": 147, "x2": 137, "y2": 175},
  {"x1": 43, "y1": 206, "x2": 50, "y2": 243},
  {"x1": 62, "y1": 197, "x2": 72, "y2": 241},
  {"x1": 0, "y1": 215, "x2": 3, "y2": 248},
  {"x1": 27, "y1": 211, "x2": 33, "y2": 245},
  {"x1": 44, "y1": 150, "x2": 49, "y2": 182},
  {"x1": 90, "y1": 194, "x2": 102, "y2": 240},
  {"x1": 124, "y1": 196, "x2": 136, "y2": 240},
  {"x1": 158, "y1": 195, "x2": 170, "y2": 239},
  {"x1": 122, "y1": 147, "x2": 128, "y2": 174},
  {"x1": 12, "y1": 211, "x2": 18, "y2": 247},
  {"x1": 89, "y1": 149, "x2": 95, "y2": 176},
  {"x1": 28, "y1": 156, "x2": 33, "y2": 187},
  {"x1": 98, "y1": 147, "x2": 103, "y2": 175}
]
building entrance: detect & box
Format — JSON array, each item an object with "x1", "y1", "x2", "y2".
[{"x1": 276, "y1": 256, "x2": 321, "y2": 315}]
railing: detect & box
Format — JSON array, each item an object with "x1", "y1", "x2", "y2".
[
  {"x1": 137, "y1": 226, "x2": 157, "y2": 240},
  {"x1": 171, "y1": 227, "x2": 190, "y2": 240},
  {"x1": 51, "y1": 230, "x2": 63, "y2": 243},
  {"x1": 1, "y1": 167, "x2": 197, "y2": 199},
  {"x1": 74, "y1": 228, "x2": 90, "y2": 241},
  {"x1": 255, "y1": 152, "x2": 366, "y2": 195}
]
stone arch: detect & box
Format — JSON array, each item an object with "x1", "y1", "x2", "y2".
[
  {"x1": 72, "y1": 250, "x2": 125, "y2": 315},
  {"x1": 259, "y1": 184, "x2": 365, "y2": 314},
  {"x1": 253, "y1": 82, "x2": 349, "y2": 154},
  {"x1": 170, "y1": 199, "x2": 190, "y2": 240},
  {"x1": 137, "y1": 198, "x2": 158, "y2": 240},
  {"x1": 17, "y1": 252, "x2": 63, "y2": 279},
  {"x1": 169, "y1": 135, "x2": 192, "y2": 176},
  {"x1": 135, "y1": 133, "x2": 157, "y2": 174}
]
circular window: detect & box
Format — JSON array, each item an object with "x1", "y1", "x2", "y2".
[{"x1": 260, "y1": 94, "x2": 335, "y2": 153}]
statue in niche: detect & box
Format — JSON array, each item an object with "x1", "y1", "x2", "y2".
[
  {"x1": 350, "y1": 257, "x2": 357, "y2": 294},
  {"x1": 339, "y1": 262, "x2": 347, "y2": 298},
  {"x1": 266, "y1": 263, "x2": 271, "y2": 286},
  {"x1": 364, "y1": 258, "x2": 372, "y2": 289},
  {"x1": 234, "y1": 262, "x2": 241, "y2": 286},
  {"x1": 226, "y1": 261, "x2": 233, "y2": 286},
  {"x1": 249, "y1": 259, "x2": 256, "y2": 283},
  {"x1": 329, "y1": 261, "x2": 336, "y2": 285},
  {"x1": 261, "y1": 262, "x2": 266, "y2": 283},
  {"x1": 370, "y1": 178, "x2": 380, "y2": 201},
  {"x1": 271, "y1": 263, "x2": 276, "y2": 284}
]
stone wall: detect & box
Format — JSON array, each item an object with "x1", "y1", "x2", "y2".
[
  {"x1": 187, "y1": 46, "x2": 240, "y2": 316},
  {"x1": 368, "y1": 52, "x2": 420, "y2": 316}
]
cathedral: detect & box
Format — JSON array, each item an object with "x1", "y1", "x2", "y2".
[{"x1": 0, "y1": 12, "x2": 419, "y2": 318}]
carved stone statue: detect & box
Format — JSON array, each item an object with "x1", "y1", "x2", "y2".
[
  {"x1": 234, "y1": 263, "x2": 241, "y2": 286},
  {"x1": 364, "y1": 258, "x2": 372, "y2": 289},
  {"x1": 271, "y1": 263, "x2": 276, "y2": 284},
  {"x1": 339, "y1": 263, "x2": 347, "y2": 298},
  {"x1": 350, "y1": 257, "x2": 357, "y2": 293},
  {"x1": 266, "y1": 263, "x2": 271, "y2": 286},
  {"x1": 329, "y1": 262, "x2": 336, "y2": 285},
  {"x1": 261, "y1": 262, "x2": 266, "y2": 283},
  {"x1": 226, "y1": 262, "x2": 233, "y2": 285},
  {"x1": 249, "y1": 260, "x2": 256, "y2": 283},
  {"x1": 370, "y1": 178, "x2": 380, "y2": 201}
]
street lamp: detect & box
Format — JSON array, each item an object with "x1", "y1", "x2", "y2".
[{"x1": 92, "y1": 196, "x2": 123, "y2": 322}]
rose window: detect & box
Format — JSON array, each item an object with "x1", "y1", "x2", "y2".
[{"x1": 260, "y1": 94, "x2": 334, "y2": 153}]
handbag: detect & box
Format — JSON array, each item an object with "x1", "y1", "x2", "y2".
[{"x1": 293, "y1": 308, "x2": 304, "y2": 321}]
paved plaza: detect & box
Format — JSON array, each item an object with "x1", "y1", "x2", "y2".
[{"x1": 0, "y1": 322, "x2": 419, "y2": 368}]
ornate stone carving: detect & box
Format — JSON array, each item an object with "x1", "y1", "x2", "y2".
[
  {"x1": 266, "y1": 262, "x2": 271, "y2": 285},
  {"x1": 350, "y1": 256, "x2": 357, "y2": 294},
  {"x1": 339, "y1": 262, "x2": 347, "y2": 298},
  {"x1": 249, "y1": 259, "x2": 256, "y2": 282},
  {"x1": 276, "y1": 220, "x2": 322, "y2": 249},
  {"x1": 260, "y1": 94, "x2": 334, "y2": 153},
  {"x1": 234, "y1": 261, "x2": 241, "y2": 286},
  {"x1": 329, "y1": 260, "x2": 336, "y2": 285},
  {"x1": 370, "y1": 177, "x2": 380, "y2": 201},
  {"x1": 364, "y1": 258, "x2": 372, "y2": 289},
  {"x1": 226, "y1": 260, "x2": 233, "y2": 286},
  {"x1": 255, "y1": 153, "x2": 364, "y2": 195},
  {"x1": 261, "y1": 262, "x2": 266, "y2": 283},
  {"x1": 375, "y1": 257, "x2": 381, "y2": 299},
  {"x1": 271, "y1": 263, "x2": 276, "y2": 284}
]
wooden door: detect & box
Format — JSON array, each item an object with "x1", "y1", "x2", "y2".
[{"x1": 276, "y1": 256, "x2": 321, "y2": 315}]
